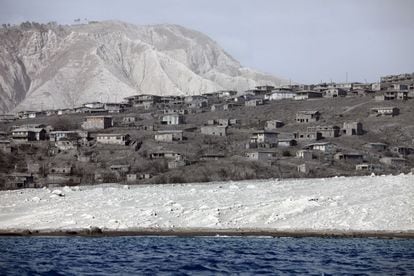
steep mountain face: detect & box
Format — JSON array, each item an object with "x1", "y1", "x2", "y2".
[{"x1": 0, "y1": 21, "x2": 288, "y2": 113}]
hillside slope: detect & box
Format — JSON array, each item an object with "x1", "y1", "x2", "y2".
[{"x1": 0, "y1": 21, "x2": 287, "y2": 112}]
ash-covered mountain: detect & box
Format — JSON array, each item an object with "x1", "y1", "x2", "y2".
[{"x1": 0, "y1": 21, "x2": 287, "y2": 113}]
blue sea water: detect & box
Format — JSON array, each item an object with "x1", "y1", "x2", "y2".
[{"x1": 0, "y1": 236, "x2": 413, "y2": 275}]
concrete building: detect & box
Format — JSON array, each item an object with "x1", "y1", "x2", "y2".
[
  {"x1": 304, "y1": 142, "x2": 336, "y2": 153},
  {"x1": 355, "y1": 164, "x2": 383, "y2": 172},
  {"x1": 265, "y1": 120, "x2": 284, "y2": 130},
  {"x1": 96, "y1": 134, "x2": 130, "y2": 145},
  {"x1": 110, "y1": 165, "x2": 131, "y2": 174},
  {"x1": 82, "y1": 116, "x2": 113, "y2": 130},
  {"x1": 342, "y1": 122, "x2": 363, "y2": 136},
  {"x1": 161, "y1": 114, "x2": 184, "y2": 125},
  {"x1": 201, "y1": 125, "x2": 227, "y2": 137},
  {"x1": 167, "y1": 159, "x2": 187, "y2": 169},
  {"x1": 380, "y1": 157, "x2": 407, "y2": 167},
  {"x1": 375, "y1": 90, "x2": 408, "y2": 101},
  {"x1": 296, "y1": 111, "x2": 320, "y2": 123},
  {"x1": 49, "y1": 164, "x2": 73, "y2": 175},
  {"x1": 124, "y1": 94, "x2": 162, "y2": 108},
  {"x1": 150, "y1": 151, "x2": 182, "y2": 160},
  {"x1": 294, "y1": 91, "x2": 323, "y2": 100},
  {"x1": 334, "y1": 152, "x2": 364, "y2": 163},
  {"x1": 155, "y1": 130, "x2": 184, "y2": 142},
  {"x1": 246, "y1": 151, "x2": 276, "y2": 161},
  {"x1": 12, "y1": 128, "x2": 46, "y2": 142},
  {"x1": 266, "y1": 90, "x2": 296, "y2": 101},
  {"x1": 248, "y1": 131, "x2": 278, "y2": 148},
  {"x1": 296, "y1": 150, "x2": 313, "y2": 160},
  {"x1": 245, "y1": 99, "x2": 264, "y2": 107},
  {"x1": 307, "y1": 126, "x2": 340, "y2": 138},
  {"x1": 295, "y1": 131, "x2": 322, "y2": 141},
  {"x1": 370, "y1": 107, "x2": 400, "y2": 117},
  {"x1": 323, "y1": 88, "x2": 347, "y2": 98},
  {"x1": 278, "y1": 139, "x2": 297, "y2": 147},
  {"x1": 49, "y1": 130, "x2": 88, "y2": 142}
]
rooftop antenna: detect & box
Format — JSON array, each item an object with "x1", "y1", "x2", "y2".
[{"x1": 346, "y1": 72, "x2": 348, "y2": 83}]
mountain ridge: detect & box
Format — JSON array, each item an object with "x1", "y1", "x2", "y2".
[{"x1": 0, "y1": 20, "x2": 288, "y2": 113}]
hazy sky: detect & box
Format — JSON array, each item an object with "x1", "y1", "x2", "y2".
[{"x1": 1, "y1": 0, "x2": 413, "y2": 83}]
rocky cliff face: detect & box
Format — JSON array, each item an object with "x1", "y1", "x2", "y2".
[{"x1": 0, "y1": 21, "x2": 287, "y2": 113}]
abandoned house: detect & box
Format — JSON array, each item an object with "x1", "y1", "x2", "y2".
[
  {"x1": 96, "y1": 133, "x2": 131, "y2": 146},
  {"x1": 122, "y1": 115, "x2": 138, "y2": 125},
  {"x1": 200, "y1": 125, "x2": 228, "y2": 137},
  {"x1": 246, "y1": 151, "x2": 276, "y2": 162},
  {"x1": 303, "y1": 142, "x2": 336, "y2": 153},
  {"x1": 82, "y1": 116, "x2": 113, "y2": 130},
  {"x1": 155, "y1": 130, "x2": 184, "y2": 142},
  {"x1": 355, "y1": 164, "x2": 383, "y2": 172},
  {"x1": 49, "y1": 130, "x2": 88, "y2": 142},
  {"x1": 296, "y1": 111, "x2": 320, "y2": 123},
  {"x1": 391, "y1": 146, "x2": 414, "y2": 157},
  {"x1": 294, "y1": 131, "x2": 322, "y2": 141},
  {"x1": 334, "y1": 152, "x2": 364, "y2": 163},
  {"x1": 49, "y1": 164, "x2": 73, "y2": 175},
  {"x1": 167, "y1": 159, "x2": 187, "y2": 169},
  {"x1": 370, "y1": 107, "x2": 400, "y2": 117},
  {"x1": 307, "y1": 126, "x2": 340, "y2": 138},
  {"x1": 323, "y1": 88, "x2": 347, "y2": 98},
  {"x1": 266, "y1": 89, "x2": 296, "y2": 101},
  {"x1": 110, "y1": 164, "x2": 131, "y2": 174},
  {"x1": 375, "y1": 91, "x2": 408, "y2": 101},
  {"x1": 364, "y1": 142, "x2": 388, "y2": 151},
  {"x1": 296, "y1": 150, "x2": 313, "y2": 161},
  {"x1": 278, "y1": 139, "x2": 297, "y2": 147},
  {"x1": 245, "y1": 99, "x2": 265, "y2": 107},
  {"x1": 12, "y1": 128, "x2": 46, "y2": 142},
  {"x1": 6, "y1": 173, "x2": 35, "y2": 189},
  {"x1": 265, "y1": 120, "x2": 284, "y2": 130},
  {"x1": 200, "y1": 154, "x2": 226, "y2": 161},
  {"x1": 124, "y1": 94, "x2": 162, "y2": 108},
  {"x1": 150, "y1": 151, "x2": 182, "y2": 160},
  {"x1": 0, "y1": 139, "x2": 12, "y2": 153},
  {"x1": 248, "y1": 131, "x2": 278, "y2": 148},
  {"x1": 342, "y1": 122, "x2": 363, "y2": 136},
  {"x1": 379, "y1": 157, "x2": 407, "y2": 167},
  {"x1": 161, "y1": 114, "x2": 185, "y2": 125},
  {"x1": 294, "y1": 91, "x2": 323, "y2": 100}
]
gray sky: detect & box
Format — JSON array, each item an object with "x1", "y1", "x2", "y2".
[{"x1": 1, "y1": 0, "x2": 413, "y2": 84}]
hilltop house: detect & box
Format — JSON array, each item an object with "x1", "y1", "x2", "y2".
[
  {"x1": 265, "y1": 89, "x2": 296, "y2": 101},
  {"x1": 370, "y1": 107, "x2": 399, "y2": 117},
  {"x1": 334, "y1": 152, "x2": 364, "y2": 163},
  {"x1": 303, "y1": 142, "x2": 336, "y2": 153},
  {"x1": 12, "y1": 128, "x2": 46, "y2": 142},
  {"x1": 296, "y1": 111, "x2": 320, "y2": 123},
  {"x1": 200, "y1": 125, "x2": 227, "y2": 137},
  {"x1": 155, "y1": 130, "x2": 184, "y2": 142},
  {"x1": 161, "y1": 114, "x2": 184, "y2": 125},
  {"x1": 342, "y1": 122, "x2": 363, "y2": 136},
  {"x1": 294, "y1": 91, "x2": 323, "y2": 100},
  {"x1": 294, "y1": 131, "x2": 322, "y2": 141},
  {"x1": 248, "y1": 131, "x2": 278, "y2": 148},
  {"x1": 296, "y1": 150, "x2": 313, "y2": 160},
  {"x1": 124, "y1": 94, "x2": 162, "y2": 109},
  {"x1": 307, "y1": 125, "x2": 340, "y2": 138},
  {"x1": 82, "y1": 116, "x2": 113, "y2": 130},
  {"x1": 323, "y1": 88, "x2": 347, "y2": 98},
  {"x1": 265, "y1": 120, "x2": 284, "y2": 130},
  {"x1": 96, "y1": 133, "x2": 130, "y2": 146},
  {"x1": 246, "y1": 151, "x2": 276, "y2": 162}
]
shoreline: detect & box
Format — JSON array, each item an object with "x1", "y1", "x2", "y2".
[{"x1": 1, "y1": 228, "x2": 413, "y2": 239}]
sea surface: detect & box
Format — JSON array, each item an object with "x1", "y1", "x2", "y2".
[{"x1": 0, "y1": 236, "x2": 413, "y2": 275}]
